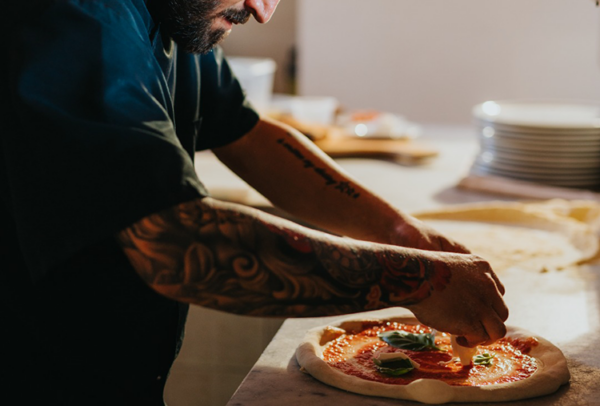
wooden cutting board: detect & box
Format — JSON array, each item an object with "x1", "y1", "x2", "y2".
[
  {"x1": 313, "y1": 135, "x2": 438, "y2": 165},
  {"x1": 274, "y1": 114, "x2": 438, "y2": 165}
]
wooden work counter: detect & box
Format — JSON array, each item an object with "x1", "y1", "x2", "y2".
[
  {"x1": 163, "y1": 125, "x2": 600, "y2": 406},
  {"x1": 213, "y1": 125, "x2": 600, "y2": 406}
]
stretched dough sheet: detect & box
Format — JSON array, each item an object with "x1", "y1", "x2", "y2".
[{"x1": 413, "y1": 199, "x2": 600, "y2": 273}]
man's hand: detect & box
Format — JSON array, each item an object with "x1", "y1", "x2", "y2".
[
  {"x1": 402, "y1": 251, "x2": 508, "y2": 347},
  {"x1": 392, "y1": 217, "x2": 471, "y2": 254}
]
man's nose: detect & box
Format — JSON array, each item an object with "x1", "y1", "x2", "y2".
[{"x1": 244, "y1": 0, "x2": 280, "y2": 23}]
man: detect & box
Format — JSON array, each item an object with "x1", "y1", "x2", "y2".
[{"x1": 0, "y1": 0, "x2": 508, "y2": 404}]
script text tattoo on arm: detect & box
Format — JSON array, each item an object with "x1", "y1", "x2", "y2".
[{"x1": 277, "y1": 133, "x2": 361, "y2": 199}]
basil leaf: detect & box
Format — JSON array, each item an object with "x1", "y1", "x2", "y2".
[
  {"x1": 473, "y1": 353, "x2": 495, "y2": 366},
  {"x1": 375, "y1": 365, "x2": 414, "y2": 376},
  {"x1": 373, "y1": 357, "x2": 415, "y2": 376},
  {"x1": 378, "y1": 330, "x2": 443, "y2": 351}
]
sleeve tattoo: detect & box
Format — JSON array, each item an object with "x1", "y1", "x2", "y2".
[{"x1": 117, "y1": 200, "x2": 451, "y2": 317}]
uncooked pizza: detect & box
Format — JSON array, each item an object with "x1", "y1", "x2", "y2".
[{"x1": 296, "y1": 315, "x2": 570, "y2": 404}]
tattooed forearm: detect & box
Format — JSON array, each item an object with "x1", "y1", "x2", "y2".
[
  {"x1": 117, "y1": 198, "x2": 450, "y2": 317},
  {"x1": 277, "y1": 134, "x2": 361, "y2": 199}
]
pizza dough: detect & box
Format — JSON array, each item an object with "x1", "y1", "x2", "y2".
[
  {"x1": 413, "y1": 199, "x2": 600, "y2": 272},
  {"x1": 296, "y1": 314, "x2": 570, "y2": 404}
]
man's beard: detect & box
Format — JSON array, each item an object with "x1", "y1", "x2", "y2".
[{"x1": 161, "y1": 0, "x2": 251, "y2": 54}]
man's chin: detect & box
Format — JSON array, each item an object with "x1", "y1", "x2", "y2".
[{"x1": 174, "y1": 29, "x2": 229, "y2": 54}]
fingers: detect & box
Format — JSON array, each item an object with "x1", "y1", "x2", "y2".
[
  {"x1": 480, "y1": 266, "x2": 509, "y2": 319},
  {"x1": 491, "y1": 288, "x2": 509, "y2": 321},
  {"x1": 488, "y1": 268, "x2": 506, "y2": 296},
  {"x1": 457, "y1": 311, "x2": 507, "y2": 347},
  {"x1": 469, "y1": 253, "x2": 505, "y2": 296},
  {"x1": 408, "y1": 251, "x2": 508, "y2": 347},
  {"x1": 437, "y1": 236, "x2": 471, "y2": 255},
  {"x1": 461, "y1": 312, "x2": 508, "y2": 347},
  {"x1": 476, "y1": 271, "x2": 509, "y2": 344},
  {"x1": 401, "y1": 218, "x2": 471, "y2": 254},
  {"x1": 457, "y1": 292, "x2": 508, "y2": 346},
  {"x1": 481, "y1": 312, "x2": 508, "y2": 344},
  {"x1": 451, "y1": 273, "x2": 508, "y2": 347},
  {"x1": 455, "y1": 322, "x2": 489, "y2": 348}
]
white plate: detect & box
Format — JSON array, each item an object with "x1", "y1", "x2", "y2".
[
  {"x1": 479, "y1": 136, "x2": 600, "y2": 153},
  {"x1": 477, "y1": 125, "x2": 600, "y2": 143},
  {"x1": 473, "y1": 100, "x2": 600, "y2": 129},
  {"x1": 472, "y1": 163, "x2": 600, "y2": 185},
  {"x1": 471, "y1": 168, "x2": 600, "y2": 189},
  {"x1": 482, "y1": 149, "x2": 600, "y2": 167},
  {"x1": 475, "y1": 119, "x2": 600, "y2": 135},
  {"x1": 475, "y1": 155, "x2": 600, "y2": 174},
  {"x1": 471, "y1": 165, "x2": 599, "y2": 188},
  {"x1": 481, "y1": 143, "x2": 600, "y2": 158}
]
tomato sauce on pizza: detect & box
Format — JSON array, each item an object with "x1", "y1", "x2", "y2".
[{"x1": 322, "y1": 322, "x2": 539, "y2": 387}]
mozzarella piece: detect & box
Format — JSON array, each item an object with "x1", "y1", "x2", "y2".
[
  {"x1": 376, "y1": 351, "x2": 421, "y2": 369},
  {"x1": 450, "y1": 335, "x2": 478, "y2": 366},
  {"x1": 320, "y1": 326, "x2": 346, "y2": 345}
]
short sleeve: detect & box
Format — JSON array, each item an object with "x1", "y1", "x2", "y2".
[
  {"x1": 3, "y1": 0, "x2": 207, "y2": 281},
  {"x1": 195, "y1": 47, "x2": 260, "y2": 150}
]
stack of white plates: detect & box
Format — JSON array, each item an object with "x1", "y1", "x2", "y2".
[{"x1": 471, "y1": 100, "x2": 600, "y2": 189}]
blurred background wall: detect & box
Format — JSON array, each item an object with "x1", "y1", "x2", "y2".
[{"x1": 225, "y1": 0, "x2": 600, "y2": 124}]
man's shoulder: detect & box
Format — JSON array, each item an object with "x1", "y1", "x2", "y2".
[{"x1": 5, "y1": 0, "x2": 154, "y2": 33}]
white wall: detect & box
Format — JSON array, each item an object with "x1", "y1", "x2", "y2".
[{"x1": 297, "y1": 0, "x2": 600, "y2": 124}]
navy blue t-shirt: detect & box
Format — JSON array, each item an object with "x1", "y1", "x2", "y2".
[{"x1": 0, "y1": 0, "x2": 259, "y2": 404}]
